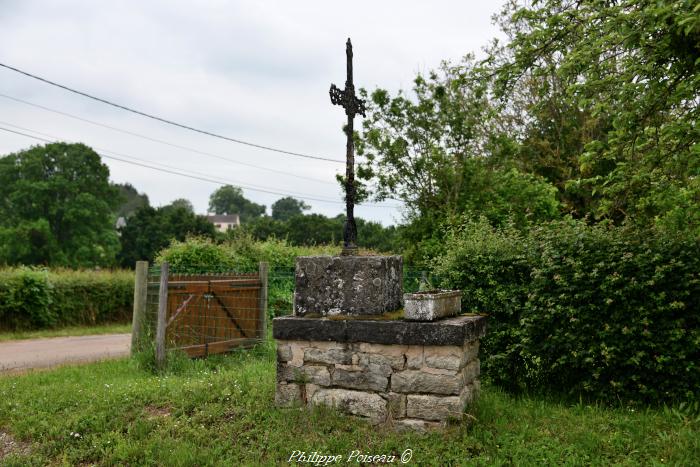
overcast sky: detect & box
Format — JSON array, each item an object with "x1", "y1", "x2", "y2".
[{"x1": 0, "y1": 0, "x2": 505, "y2": 225}]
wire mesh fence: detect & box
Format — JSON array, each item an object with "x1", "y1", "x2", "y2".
[{"x1": 145, "y1": 264, "x2": 267, "y2": 359}]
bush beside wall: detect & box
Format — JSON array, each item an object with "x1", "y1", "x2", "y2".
[
  {"x1": 435, "y1": 218, "x2": 700, "y2": 404},
  {"x1": 0, "y1": 268, "x2": 134, "y2": 330}
]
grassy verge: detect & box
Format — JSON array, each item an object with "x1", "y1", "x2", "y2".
[
  {"x1": 0, "y1": 342, "x2": 697, "y2": 466},
  {"x1": 0, "y1": 323, "x2": 131, "y2": 342}
]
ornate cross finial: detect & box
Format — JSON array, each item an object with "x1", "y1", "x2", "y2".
[{"x1": 330, "y1": 38, "x2": 366, "y2": 256}]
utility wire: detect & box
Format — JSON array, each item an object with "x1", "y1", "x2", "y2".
[
  {"x1": 0, "y1": 121, "x2": 342, "y2": 202},
  {"x1": 0, "y1": 124, "x2": 341, "y2": 203},
  {"x1": 0, "y1": 93, "x2": 337, "y2": 185},
  {"x1": 0, "y1": 125, "x2": 401, "y2": 209},
  {"x1": 0, "y1": 62, "x2": 345, "y2": 163}
]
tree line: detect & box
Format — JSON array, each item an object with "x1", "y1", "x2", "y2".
[{"x1": 0, "y1": 142, "x2": 398, "y2": 268}]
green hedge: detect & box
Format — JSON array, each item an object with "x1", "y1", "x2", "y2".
[
  {"x1": 0, "y1": 268, "x2": 134, "y2": 330},
  {"x1": 434, "y1": 217, "x2": 700, "y2": 404}
]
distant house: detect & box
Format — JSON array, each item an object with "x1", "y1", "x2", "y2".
[
  {"x1": 206, "y1": 213, "x2": 240, "y2": 232},
  {"x1": 115, "y1": 216, "x2": 127, "y2": 236}
]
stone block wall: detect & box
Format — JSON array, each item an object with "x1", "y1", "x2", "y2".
[{"x1": 275, "y1": 339, "x2": 480, "y2": 431}]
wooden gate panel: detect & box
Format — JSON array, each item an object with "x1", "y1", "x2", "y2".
[
  {"x1": 164, "y1": 275, "x2": 263, "y2": 357},
  {"x1": 210, "y1": 279, "x2": 260, "y2": 342}
]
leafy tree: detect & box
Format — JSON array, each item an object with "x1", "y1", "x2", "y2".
[
  {"x1": 208, "y1": 185, "x2": 265, "y2": 223},
  {"x1": 271, "y1": 197, "x2": 310, "y2": 221},
  {"x1": 493, "y1": 0, "x2": 700, "y2": 229},
  {"x1": 167, "y1": 198, "x2": 194, "y2": 213},
  {"x1": 355, "y1": 64, "x2": 560, "y2": 262},
  {"x1": 0, "y1": 142, "x2": 120, "y2": 267},
  {"x1": 356, "y1": 59, "x2": 495, "y2": 219},
  {"x1": 237, "y1": 216, "x2": 287, "y2": 241},
  {"x1": 113, "y1": 183, "x2": 149, "y2": 218},
  {"x1": 242, "y1": 213, "x2": 399, "y2": 252},
  {"x1": 118, "y1": 205, "x2": 215, "y2": 267}
]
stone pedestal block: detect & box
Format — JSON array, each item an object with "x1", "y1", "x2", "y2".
[
  {"x1": 273, "y1": 315, "x2": 487, "y2": 431},
  {"x1": 293, "y1": 255, "x2": 403, "y2": 316}
]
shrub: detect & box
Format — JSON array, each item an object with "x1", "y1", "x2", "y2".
[
  {"x1": 155, "y1": 236, "x2": 237, "y2": 273},
  {"x1": 0, "y1": 268, "x2": 133, "y2": 330},
  {"x1": 48, "y1": 269, "x2": 133, "y2": 326},
  {"x1": 434, "y1": 217, "x2": 700, "y2": 404},
  {"x1": 433, "y1": 218, "x2": 533, "y2": 392},
  {"x1": 0, "y1": 267, "x2": 55, "y2": 329}
]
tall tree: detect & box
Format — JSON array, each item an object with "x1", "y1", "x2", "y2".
[
  {"x1": 355, "y1": 61, "x2": 560, "y2": 261},
  {"x1": 0, "y1": 142, "x2": 120, "y2": 267},
  {"x1": 208, "y1": 185, "x2": 265, "y2": 223},
  {"x1": 271, "y1": 197, "x2": 310, "y2": 221},
  {"x1": 243, "y1": 213, "x2": 400, "y2": 252},
  {"x1": 493, "y1": 0, "x2": 700, "y2": 229},
  {"x1": 114, "y1": 182, "x2": 149, "y2": 218},
  {"x1": 117, "y1": 205, "x2": 215, "y2": 267},
  {"x1": 167, "y1": 198, "x2": 194, "y2": 213}
]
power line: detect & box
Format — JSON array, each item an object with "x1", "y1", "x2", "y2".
[
  {"x1": 0, "y1": 124, "x2": 341, "y2": 203},
  {"x1": 0, "y1": 121, "x2": 342, "y2": 202},
  {"x1": 0, "y1": 93, "x2": 337, "y2": 186},
  {"x1": 0, "y1": 124, "x2": 401, "y2": 209},
  {"x1": 0, "y1": 62, "x2": 345, "y2": 163}
]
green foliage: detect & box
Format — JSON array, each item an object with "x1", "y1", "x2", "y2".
[
  {"x1": 494, "y1": 0, "x2": 700, "y2": 229},
  {"x1": 113, "y1": 183, "x2": 149, "y2": 219},
  {"x1": 356, "y1": 66, "x2": 561, "y2": 263},
  {"x1": 271, "y1": 196, "x2": 310, "y2": 221},
  {"x1": 0, "y1": 268, "x2": 133, "y2": 330},
  {"x1": 356, "y1": 0, "x2": 699, "y2": 257},
  {"x1": 435, "y1": 218, "x2": 700, "y2": 404},
  {"x1": 166, "y1": 198, "x2": 194, "y2": 213},
  {"x1": 0, "y1": 268, "x2": 54, "y2": 329},
  {"x1": 356, "y1": 59, "x2": 502, "y2": 218},
  {"x1": 0, "y1": 143, "x2": 121, "y2": 267},
  {"x1": 208, "y1": 185, "x2": 265, "y2": 222},
  {"x1": 155, "y1": 236, "x2": 237, "y2": 274},
  {"x1": 117, "y1": 205, "x2": 216, "y2": 267},
  {"x1": 243, "y1": 213, "x2": 400, "y2": 253},
  {"x1": 434, "y1": 218, "x2": 532, "y2": 387},
  {"x1": 47, "y1": 269, "x2": 134, "y2": 327}
]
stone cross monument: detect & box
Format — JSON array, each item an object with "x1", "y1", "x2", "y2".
[{"x1": 330, "y1": 38, "x2": 366, "y2": 256}]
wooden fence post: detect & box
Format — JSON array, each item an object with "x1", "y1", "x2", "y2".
[
  {"x1": 155, "y1": 261, "x2": 169, "y2": 368},
  {"x1": 130, "y1": 261, "x2": 149, "y2": 355},
  {"x1": 258, "y1": 262, "x2": 269, "y2": 340}
]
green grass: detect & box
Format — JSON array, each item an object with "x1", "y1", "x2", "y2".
[
  {"x1": 0, "y1": 323, "x2": 132, "y2": 342},
  {"x1": 0, "y1": 341, "x2": 697, "y2": 466}
]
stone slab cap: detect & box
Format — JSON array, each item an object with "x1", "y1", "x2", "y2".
[
  {"x1": 404, "y1": 290, "x2": 462, "y2": 321},
  {"x1": 273, "y1": 315, "x2": 487, "y2": 346},
  {"x1": 293, "y1": 255, "x2": 403, "y2": 316}
]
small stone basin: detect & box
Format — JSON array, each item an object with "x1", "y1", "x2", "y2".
[{"x1": 403, "y1": 290, "x2": 462, "y2": 321}]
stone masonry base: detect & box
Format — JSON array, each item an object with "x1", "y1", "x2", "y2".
[{"x1": 275, "y1": 339, "x2": 480, "y2": 431}]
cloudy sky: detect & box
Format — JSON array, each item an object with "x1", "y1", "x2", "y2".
[{"x1": 0, "y1": 0, "x2": 505, "y2": 225}]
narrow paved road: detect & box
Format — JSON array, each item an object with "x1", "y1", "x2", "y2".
[{"x1": 0, "y1": 333, "x2": 130, "y2": 374}]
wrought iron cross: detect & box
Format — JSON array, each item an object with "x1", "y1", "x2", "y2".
[{"x1": 330, "y1": 38, "x2": 366, "y2": 256}]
